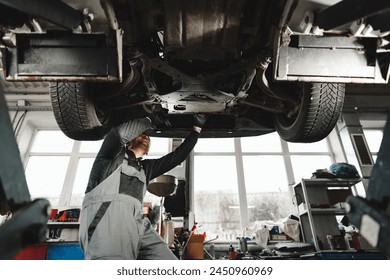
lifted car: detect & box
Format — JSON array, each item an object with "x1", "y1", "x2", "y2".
[{"x1": 1, "y1": 0, "x2": 390, "y2": 141}]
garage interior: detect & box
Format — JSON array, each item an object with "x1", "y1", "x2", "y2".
[
  {"x1": 1, "y1": 0, "x2": 390, "y2": 261},
  {"x1": 1, "y1": 81, "x2": 389, "y2": 260}
]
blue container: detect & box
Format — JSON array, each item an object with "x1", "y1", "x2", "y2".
[
  {"x1": 46, "y1": 243, "x2": 84, "y2": 260},
  {"x1": 269, "y1": 226, "x2": 279, "y2": 234},
  {"x1": 301, "y1": 251, "x2": 387, "y2": 260}
]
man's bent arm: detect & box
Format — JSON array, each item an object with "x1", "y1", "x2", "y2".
[{"x1": 86, "y1": 118, "x2": 152, "y2": 193}]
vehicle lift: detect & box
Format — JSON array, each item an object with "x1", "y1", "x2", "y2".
[
  {"x1": 346, "y1": 113, "x2": 390, "y2": 258},
  {"x1": 0, "y1": 0, "x2": 390, "y2": 259},
  {"x1": 0, "y1": 84, "x2": 50, "y2": 260}
]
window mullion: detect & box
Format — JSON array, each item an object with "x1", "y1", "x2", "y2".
[
  {"x1": 280, "y1": 138, "x2": 298, "y2": 206},
  {"x1": 23, "y1": 128, "x2": 38, "y2": 170},
  {"x1": 58, "y1": 140, "x2": 81, "y2": 206},
  {"x1": 280, "y1": 138, "x2": 295, "y2": 185},
  {"x1": 234, "y1": 138, "x2": 249, "y2": 231}
]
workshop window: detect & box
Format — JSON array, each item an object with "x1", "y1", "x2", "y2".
[
  {"x1": 69, "y1": 140, "x2": 104, "y2": 205},
  {"x1": 287, "y1": 139, "x2": 329, "y2": 153},
  {"x1": 25, "y1": 155, "x2": 69, "y2": 206},
  {"x1": 194, "y1": 137, "x2": 235, "y2": 152},
  {"x1": 243, "y1": 155, "x2": 293, "y2": 224},
  {"x1": 241, "y1": 133, "x2": 293, "y2": 227},
  {"x1": 194, "y1": 154, "x2": 239, "y2": 240},
  {"x1": 143, "y1": 137, "x2": 171, "y2": 207},
  {"x1": 287, "y1": 138, "x2": 332, "y2": 182},
  {"x1": 79, "y1": 140, "x2": 104, "y2": 153},
  {"x1": 25, "y1": 130, "x2": 74, "y2": 206},
  {"x1": 363, "y1": 129, "x2": 384, "y2": 162},
  {"x1": 193, "y1": 139, "x2": 238, "y2": 240},
  {"x1": 192, "y1": 133, "x2": 334, "y2": 241},
  {"x1": 290, "y1": 155, "x2": 333, "y2": 181},
  {"x1": 70, "y1": 157, "x2": 96, "y2": 206},
  {"x1": 242, "y1": 155, "x2": 287, "y2": 192},
  {"x1": 192, "y1": 133, "x2": 291, "y2": 241},
  {"x1": 30, "y1": 130, "x2": 74, "y2": 153},
  {"x1": 241, "y1": 132, "x2": 282, "y2": 152}
]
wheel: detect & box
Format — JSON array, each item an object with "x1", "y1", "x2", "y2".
[
  {"x1": 50, "y1": 82, "x2": 113, "y2": 140},
  {"x1": 273, "y1": 83, "x2": 345, "y2": 143}
]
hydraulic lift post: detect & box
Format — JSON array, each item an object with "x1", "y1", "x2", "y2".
[
  {"x1": 0, "y1": 82, "x2": 50, "y2": 260},
  {"x1": 346, "y1": 113, "x2": 390, "y2": 258}
]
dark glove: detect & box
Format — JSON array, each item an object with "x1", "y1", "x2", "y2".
[
  {"x1": 0, "y1": 201, "x2": 9, "y2": 215},
  {"x1": 150, "y1": 106, "x2": 171, "y2": 127},
  {"x1": 193, "y1": 113, "x2": 208, "y2": 127}
]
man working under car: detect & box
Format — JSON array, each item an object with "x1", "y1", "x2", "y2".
[{"x1": 79, "y1": 114, "x2": 207, "y2": 260}]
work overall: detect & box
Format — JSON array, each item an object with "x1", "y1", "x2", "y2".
[{"x1": 79, "y1": 157, "x2": 177, "y2": 260}]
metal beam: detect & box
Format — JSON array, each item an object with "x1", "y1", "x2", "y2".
[
  {"x1": 347, "y1": 113, "x2": 390, "y2": 258},
  {"x1": 316, "y1": 0, "x2": 390, "y2": 30},
  {"x1": 0, "y1": 80, "x2": 31, "y2": 208},
  {"x1": 0, "y1": 79, "x2": 50, "y2": 260},
  {"x1": 364, "y1": 115, "x2": 390, "y2": 203},
  {"x1": 0, "y1": 0, "x2": 83, "y2": 30}
]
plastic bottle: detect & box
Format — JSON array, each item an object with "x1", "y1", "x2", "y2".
[
  {"x1": 210, "y1": 243, "x2": 216, "y2": 259},
  {"x1": 239, "y1": 237, "x2": 248, "y2": 254},
  {"x1": 163, "y1": 213, "x2": 174, "y2": 247},
  {"x1": 352, "y1": 233, "x2": 361, "y2": 250},
  {"x1": 344, "y1": 232, "x2": 353, "y2": 250},
  {"x1": 228, "y1": 244, "x2": 238, "y2": 260},
  {"x1": 326, "y1": 235, "x2": 335, "y2": 250},
  {"x1": 228, "y1": 243, "x2": 234, "y2": 259}
]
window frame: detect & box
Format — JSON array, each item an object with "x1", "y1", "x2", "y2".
[
  {"x1": 191, "y1": 132, "x2": 336, "y2": 239},
  {"x1": 363, "y1": 128, "x2": 384, "y2": 162}
]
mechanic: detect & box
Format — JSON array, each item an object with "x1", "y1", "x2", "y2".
[{"x1": 79, "y1": 114, "x2": 207, "y2": 260}]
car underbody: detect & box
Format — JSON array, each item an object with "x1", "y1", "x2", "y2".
[{"x1": 1, "y1": 0, "x2": 390, "y2": 141}]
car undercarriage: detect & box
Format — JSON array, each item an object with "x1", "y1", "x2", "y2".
[{"x1": 1, "y1": 0, "x2": 390, "y2": 141}]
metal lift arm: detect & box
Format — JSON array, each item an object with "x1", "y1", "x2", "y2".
[
  {"x1": 315, "y1": 0, "x2": 390, "y2": 31},
  {"x1": 346, "y1": 113, "x2": 390, "y2": 258},
  {"x1": 0, "y1": 82, "x2": 50, "y2": 260},
  {"x1": 0, "y1": 0, "x2": 83, "y2": 30}
]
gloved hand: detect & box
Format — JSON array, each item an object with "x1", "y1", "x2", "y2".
[
  {"x1": 0, "y1": 201, "x2": 9, "y2": 216},
  {"x1": 193, "y1": 113, "x2": 208, "y2": 128},
  {"x1": 150, "y1": 107, "x2": 171, "y2": 127}
]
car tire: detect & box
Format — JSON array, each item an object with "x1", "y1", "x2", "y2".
[
  {"x1": 273, "y1": 83, "x2": 345, "y2": 143},
  {"x1": 50, "y1": 82, "x2": 113, "y2": 140}
]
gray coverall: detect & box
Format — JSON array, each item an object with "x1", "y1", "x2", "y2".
[{"x1": 79, "y1": 118, "x2": 200, "y2": 259}]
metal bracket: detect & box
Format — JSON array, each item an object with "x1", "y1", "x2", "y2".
[
  {"x1": 275, "y1": 35, "x2": 390, "y2": 84},
  {"x1": 4, "y1": 32, "x2": 121, "y2": 82}
]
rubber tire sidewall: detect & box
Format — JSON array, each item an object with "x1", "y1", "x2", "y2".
[
  {"x1": 273, "y1": 83, "x2": 345, "y2": 143},
  {"x1": 50, "y1": 82, "x2": 112, "y2": 140}
]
